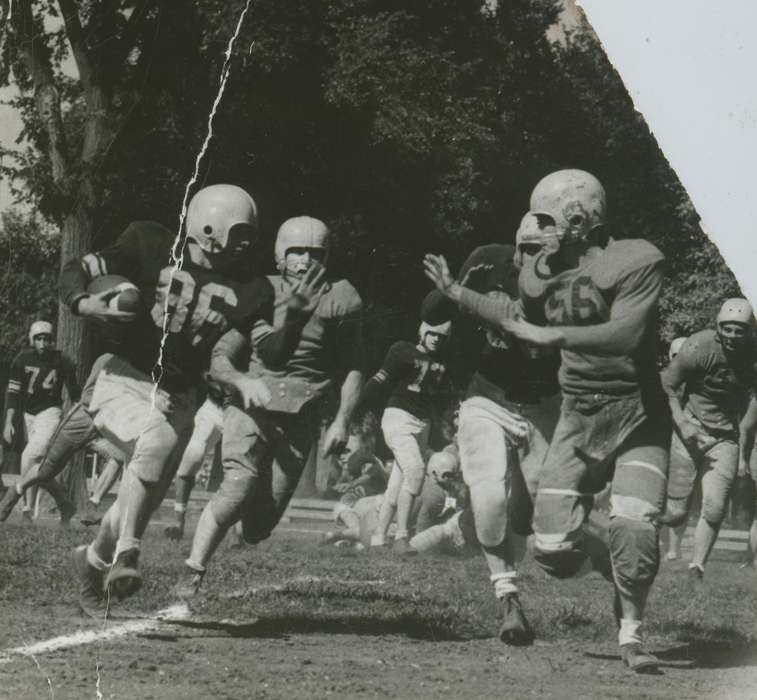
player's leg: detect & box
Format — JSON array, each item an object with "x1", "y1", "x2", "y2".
[
  {"x1": 166, "y1": 400, "x2": 222, "y2": 540},
  {"x1": 689, "y1": 438, "x2": 738, "y2": 574},
  {"x1": 24, "y1": 407, "x2": 64, "y2": 518},
  {"x1": 372, "y1": 460, "x2": 402, "y2": 546},
  {"x1": 608, "y1": 420, "x2": 669, "y2": 672},
  {"x1": 175, "y1": 405, "x2": 272, "y2": 598},
  {"x1": 459, "y1": 397, "x2": 533, "y2": 645},
  {"x1": 105, "y1": 392, "x2": 195, "y2": 599},
  {"x1": 82, "y1": 455, "x2": 123, "y2": 526},
  {"x1": 381, "y1": 408, "x2": 429, "y2": 553}
]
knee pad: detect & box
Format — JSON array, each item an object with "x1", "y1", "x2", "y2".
[
  {"x1": 469, "y1": 482, "x2": 508, "y2": 547},
  {"x1": 700, "y1": 493, "x2": 728, "y2": 525},
  {"x1": 533, "y1": 542, "x2": 588, "y2": 579},
  {"x1": 608, "y1": 516, "x2": 659, "y2": 593},
  {"x1": 210, "y1": 470, "x2": 257, "y2": 528}
]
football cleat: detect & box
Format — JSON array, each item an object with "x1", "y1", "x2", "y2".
[
  {"x1": 621, "y1": 643, "x2": 660, "y2": 673},
  {"x1": 59, "y1": 499, "x2": 76, "y2": 525},
  {"x1": 106, "y1": 548, "x2": 142, "y2": 600},
  {"x1": 79, "y1": 500, "x2": 104, "y2": 526},
  {"x1": 392, "y1": 537, "x2": 418, "y2": 557},
  {"x1": 172, "y1": 567, "x2": 205, "y2": 600},
  {"x1": 0, "y1": 486, "x2": 22, "y2": 522},
  {"x1": 687, "y1": 563, "x2": 704, "y2": 583},
  {"x1": 498, "y1": 593, "x2": 535, "y2": 646},
  {"x1": 72, "y1": 545, "x2": 108, "y2": 619}
]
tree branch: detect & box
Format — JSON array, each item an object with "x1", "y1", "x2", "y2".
[
  {"x1": 57, "y1": 0, "x2": 94, "y2": 92},
  {"x1": 10, "y1": 0, "x2": 70, "y2": 185}
]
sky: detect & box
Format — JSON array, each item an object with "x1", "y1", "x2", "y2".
[{"x1": 2, "y1": 1, "x2": 757, "y2": 309}]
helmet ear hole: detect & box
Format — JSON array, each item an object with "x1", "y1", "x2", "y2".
[
  {"x1": 568, "y1": 214, "x2": 584, "y2": 226},
  {"x1": 203, "y1": 225, "x2": 213, "y2": 234}
]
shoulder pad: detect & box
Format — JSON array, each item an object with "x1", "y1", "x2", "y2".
[
  {"x1": 593, "y1": 239, "x2": 664, "y2": 287},
  {"x1": 323, "y1": 279, "x2": 363, "y2": 316}
]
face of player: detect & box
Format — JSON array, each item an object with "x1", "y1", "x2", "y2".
[
  {"x1": 719, "y1": 321, "x2": 752, "y2": 354},
  {"x1": 337, "y1": 434, "x2": 368, "y2": 470},
  {"x1": 534, "y1": 213, "x2": 590, "y2": 265},
  {"x1": 284, "y1": 247, "x2": 326, "y2": 279},
  {"x1": 422, "y1": 331, "x2": 448, "y2": 354},
  {"x1": 187, "y1": 222, "x2": 256, "y2": 271},
  {"x1": 32, "y1": 334, "x2": 53, "y2": 354}
]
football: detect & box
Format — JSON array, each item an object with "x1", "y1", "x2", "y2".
[{"x1": 86, "y1": 274, "x2": 143, "y2": 314}]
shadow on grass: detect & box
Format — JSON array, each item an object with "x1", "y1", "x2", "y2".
[{"x1": 162, "y1": 610, "x2": 481, "y2": 641}]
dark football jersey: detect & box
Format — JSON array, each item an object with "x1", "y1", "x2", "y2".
[
  {"x1": 367, "y1": 340, "x2": 450, "y2": 421},
  {"x1": 458, "y1": 244, "x2": 560, "y2": 405},
  {"x1": 664, "y1": 329, "x2": 757, "y2": 433},
  {"x1": 5, "y1": 349, "x2": 80, "y2": 415},
  {"x1": 59, "y1": 221, "x2": 275, "y2": 389},
  {"x1": 519, "y1": 239, "x2": 664, "y2": 396}
]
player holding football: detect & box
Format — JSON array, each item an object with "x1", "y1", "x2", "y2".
[
  {"x1": 660, "y1": 299, "x2": 757, "y2": 578},
  {"x1": 1, "y1": 321, "x2": 80, "y2": 522},
  {"x1": 481, "y1": 170, "x2": 670, "y2": 672},
  {"x1": 173, "y1": 216, "x2": 365, "y2": 597},
  {"x1": 423, "y1": 218, "x2": 561, "y2": 646},
  {"x1": 365, "y1": 311, "x2": 454, "y2": 555},
  {"x1": 57, "y1": 185, "x2": 314, "y2": 616}
]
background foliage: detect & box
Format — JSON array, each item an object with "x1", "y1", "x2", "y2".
[{"x1": 0, "y1": 0, "x2": 741, "y2": 369}]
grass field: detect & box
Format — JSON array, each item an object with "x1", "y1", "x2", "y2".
[{"x1": 1, "y1": 519, "x2": 756, "y2": 699}]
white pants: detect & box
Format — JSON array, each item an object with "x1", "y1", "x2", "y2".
[
  {"x1": 381, "y1": 407, "x2": 431, "y2": 497},
  {"x1": 21, "y1": 406, "x2": 63, "y2": 480},
  {"x1": 177, "y1": 398, "x2": 224, "y2": 479}
]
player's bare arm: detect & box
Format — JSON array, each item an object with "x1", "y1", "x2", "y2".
[
  {"x1": 210, "y1": 329, "x2": 271, "y2": 410},
  {"x1": 323, "y1": 370, "x2": 364, "y2": 456},
  {"x1": 660, "y1": 350, "x2": 700, "y2": 446}
]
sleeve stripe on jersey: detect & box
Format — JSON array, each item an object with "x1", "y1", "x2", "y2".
[
  {"x1": 7, "y1": 381, "x2": 21, "y2": 393},
  {"x1": 82, "y1": 253, "x2": 108, "y2": 280},
  {"x1": 373, "y1": 370, "x2": 389, "y2": 384}
]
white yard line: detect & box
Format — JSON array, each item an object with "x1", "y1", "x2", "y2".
[{"x1": 0, "y1": 604, "x2": 190, "y2": 665}]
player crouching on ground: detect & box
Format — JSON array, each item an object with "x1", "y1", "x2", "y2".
[
  {"x1": 322, "y1": 416, "x2": 387, "y2": 548},
  {"x1": 173, "y1": 216, "x2": 366, "y2": 598},
  {"x1": 59, "y1": 185, "x2": 295, "y2": 616},
  {"x1": 366, "y1": 306, "x2": 455, "y2": 556},
  {"x1": 423, "y1": 223, "x2": 561, "y2": 647},
  {"x1": 1, "y1": 321, "x2": 81, "y2": 523},
  {"x1": 660, "y1": 299, "x2": 757, "y2": 579},
  {"x1": 494, "y1": 170, "x2": 670, "y2": 672}
]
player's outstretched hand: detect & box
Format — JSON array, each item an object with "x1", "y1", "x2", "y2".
[
  {"x1": 499, "y1": 316, "x2": 562, "y2": 348},
  {"x1": 78, "y1": 291, "x2": 137, "y2": 323},
  {"x1": 423, "y1": 254, "x2": 456, "y2": 295},
  {"x1": 322, "y1": 418, "x2": 349, "y2": 457},
  {"x1": 288, "y1": 262, "x2": 327, "y2": 317},
  {"x1": 235, "y1": 377, "x2": 271, "y2": 410},
  {"x1": 459, "y1": 262, "x2": 495, "y2": 292}
]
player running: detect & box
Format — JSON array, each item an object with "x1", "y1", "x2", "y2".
[
  {"x1": 491, "y1": 170, "x2": 671, "y2": 672},
  {"x1": 366, "y1": 311, "x2": 454, "y2": 555},
  {"x1": 173, "y1": 216, "x2": 365, "y2": 598},
  {"x1": 164, "y1": 391, "x2": 225, "y2": 541},
  {"x1": 660, "y1": 299, "x2": 757, "y2": 578},
  {"x1": 423, "y1": 220, "x2": 561, "y2": 646},
  {"x1": 737, "y1": 394, "x2": 757, "y2": 570},
  {"x1": 1, "y1": 321, "x2": 80, "y2": 522},
  {"x1": 57, "y1": 185, "x2": 306, "y2": 616}
]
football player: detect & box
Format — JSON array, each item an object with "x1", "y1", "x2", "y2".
[
  {"x1": 365, "y1": 312, "x2": 454, "y2": 555},
  {"x1": 1, "y1": 321, "x2": 80, "y2": 522},
  {"x1": 660, "y1": 299, "x2": 757, "y2": 578},
  {"x1": 164, "y1": 391, "x2": 225, "y2": 541},
  {"x1": 423, "y1": 220, "x2": 562, "y2": 647},
  {"x1": 57, "y1": 185, "x2": 308, "y2": 616},
  {"x1": 173, "y1": 215, "x2": 365, "y2": 597},
  {"x1": 661, "y1": 336, "x2": 688, "y2": 561},
  {"x1": 322, "y1": 418, "x2": 387, "y2": 547},
  {"x1": 476, "y1": 170, "x2": 670, "y2": 672}
]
